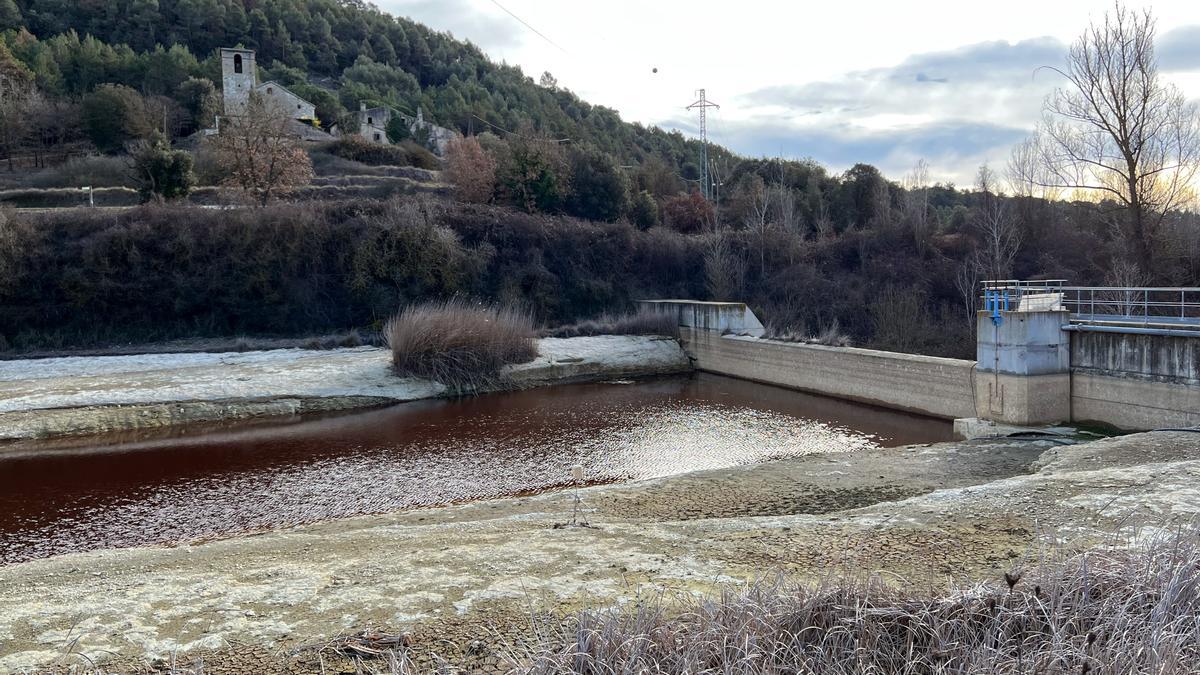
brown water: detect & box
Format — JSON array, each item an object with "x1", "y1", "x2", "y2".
[{"x1": 0, "y1": 374, "x2": 953, "y2": 565}]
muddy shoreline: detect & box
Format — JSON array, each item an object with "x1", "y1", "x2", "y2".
[
  {"x1": 0, "y1": 336, "x2": 690, "y2": 443},
  {"x1": 2, "y1": 430, "x2": 1197, "y2": 672}
]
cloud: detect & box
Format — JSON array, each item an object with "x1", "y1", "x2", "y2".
[
  {"x1": 741, "y1": 37, "x2": 1066, "y2": 124},
  {"x1": 1159, "y1": 25, "x2": 1200, "y2": 73},
  {"x1": 381, "y1": 0, "x2": 526, "y2": 52},
  {"x1": 660, "y1": 114, "x2": 1026, "y2": 186},
  {"x1": 686, "y1": 38, "x2": 1079, "y2": 184}
]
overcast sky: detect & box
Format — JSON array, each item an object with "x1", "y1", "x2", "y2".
[{"x1": 383, "y1": 0, "x2": 1200, "y2": 185}]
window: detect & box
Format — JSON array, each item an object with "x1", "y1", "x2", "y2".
[
  {"x1": 297, "y1": 104, "x2": 301, "y2": 109},
  {"x1": 367, "y1": 117, "x2": 373, "y2": 124},
  {"x1": 234, "y1": 54, "x2": 243, "y2": 74},
  {"x1": 374, "y1": 133, "x2": 381, "y2": 142},
  {"x1": 266, "y1": 87, "x2": 273, "y2": 94}
]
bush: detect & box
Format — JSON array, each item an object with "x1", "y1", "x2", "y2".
[
  {"x1": 326, "y1": 137, "x2": 440, "y2": 169},
  {"x1": 662, "y1": 191, "x2": 714, "y2": 232},
  {"x1": 20, "y1": 156, "x2": 134, "y2": 189},
  {"x1": 127, "y1": 134, "x2": 194, "y2": 201},
  {"x1": 544, "y1": 308, "x2": 678, "y2": 338},
  {"x1": 384, "y1": 298, "x2": 537, "y2": 389}
]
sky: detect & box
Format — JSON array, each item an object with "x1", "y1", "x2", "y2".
[{"x1": 382, "y1": 0, "x2": 1200, "y2": 185}]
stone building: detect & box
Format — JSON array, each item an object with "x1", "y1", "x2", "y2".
[
  {"x1": 217, "y1": 47, "x2": 327, "y2": 140},
  {"x1": 331, "y1": 104, "x2": 459, "y2": 156}
]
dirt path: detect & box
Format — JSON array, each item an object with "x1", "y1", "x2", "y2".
[{"x1": 2, "y1": 431, "x2": 1197, "y2": 673}]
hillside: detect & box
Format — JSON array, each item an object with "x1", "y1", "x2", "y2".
[{"x1": 2, "y1": 0, "x2": 711, "y2": 172}]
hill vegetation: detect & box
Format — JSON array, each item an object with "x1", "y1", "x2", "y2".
[{"x1": 0, "y1": 1, "x2": 1197, "y2": 358}]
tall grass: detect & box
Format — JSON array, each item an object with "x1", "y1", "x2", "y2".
[
  {"x1": 384, "y1": 298, "x2": 537, "y2": 390},
  {"x1": 519, "y1": 527, "x2": 1200, "y2": 673},
  {"x1": 544, "y1": 308, "x2": 679, "y2": 339}
]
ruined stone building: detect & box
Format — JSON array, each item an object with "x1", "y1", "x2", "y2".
[
  {"x1": 217, "y1": 48, "x2": 328, "y2": 141},
  {"x1": 331, "y1": 104, "x2": 459, "y2": 156}
]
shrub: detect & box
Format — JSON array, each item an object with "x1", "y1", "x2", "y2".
[
  {"x1": 21, "y1": 155, "x2": 134, "y2": 189},
  {"x1": 445, "y1": 136, "x2": 496, "y2": 203},
  {"x1": 662, "y1": 191, "x2": 714, "y2": 232},
  {"x1": 399, "y1": 140, "x2": 440, "y2": 170},
  {"x1": 384, "y1": 298, "x2": 537, "y2": 390},
  {"x1": 327, "y1": 137, "x2": 410, "y2": 166},
  {"x1": 544, "y1": 308, "x2": 678, "y2": 338},
  {"x1": 126, "y1": 134, "x2": 194, "y2": 201},
  {"x1": 764, "y1": 319, "x2": 851, "y2": 347}
]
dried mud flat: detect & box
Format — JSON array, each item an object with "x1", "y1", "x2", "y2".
[{"x1": 2, "y1": 431, "x2": 1198, "y2": 673}]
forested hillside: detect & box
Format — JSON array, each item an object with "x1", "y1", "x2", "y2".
[
  {"x1": 1, "y1": 0, "x2": 708, "y2": 168},
  {"x1": 1, "y1": 0, "x2": 1198, "y2": 359}
]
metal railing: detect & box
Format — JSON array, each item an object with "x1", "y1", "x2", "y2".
[{"x1": 981, "y1": 280, "x2": 1200, "y2": 331}]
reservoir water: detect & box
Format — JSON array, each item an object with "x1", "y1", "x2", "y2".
[{"x1": 0, "y1": 373, "x2": 953, "y2": 565}]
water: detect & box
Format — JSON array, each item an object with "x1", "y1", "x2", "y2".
[{"x1": 0, "y1": 374, "x2": 952, "y2": 565}]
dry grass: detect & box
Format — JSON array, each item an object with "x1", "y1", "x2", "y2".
[
  {"x1": 517, "y1": 527, "x2": 1200, "y2": 673},
  {"x1": 765, "y1": 319, "x2": 852, "y2": 347},
  {"x1": 384, "y1": 298, "x2": 537, "y2": 390},
  {"x1": 544, "y1": 308, "x2": 679, "y2": 339}
]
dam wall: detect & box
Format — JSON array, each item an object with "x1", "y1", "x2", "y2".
[
  {"x1": 680, "y1": 329, "x2": 977, "y2": 420},
  {"x1": 662, "y1": 300, "x2": 1199, "y2": 431},
  {"x1": 1068, "y1": 328, "x2": 1200, "y2": 429}
]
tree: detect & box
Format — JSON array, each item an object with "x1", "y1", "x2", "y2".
[
  {"x1": 210, "y1": 92, "x2": 313, "y2": 205},
  {"x1": 1020, "y1": 3, "x2": 1200, "y2": 271},
  {"x1": 538, "y1": 71, "x2": 557, "y2": 89},
  {"x1": 444, "y1": 136, "x2": 495, "y2": 203},
  {"x1": 971, "y1": 164, "x2": 1021, "y2": 284},
  {"x1": 565, "y1": 146, "x2": 628, "y2": 222},
  {"x1": 385, "y1": 113, "x2": 410, "y2": 143},
  {"x1": 630, "y1": 190, "x2": 659, "y2": 229},
  {"x1": 0, "y1": 43, "x2": 35, "y2": 171},
  {"x1": 175, "y1": 76, "x2": 220, "y2": 133},
  {"x1": 126, "y1": 132, "x2": 194, "y2": 201},
  {"x1": 81, "y1": 83, "x2": 153, "y2": 153}
]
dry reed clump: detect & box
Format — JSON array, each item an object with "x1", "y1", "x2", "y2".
[
  {"x1": 544, "y1": 309, "x2": 679, "y2": 339},
  {"x1": 517, "y1": 528, "x2": 1200, "y2": 674},
  {"x1": 765, "y1": 319, "x2": 852, "y2": 347},
  {"x1": 384, "y1": 298, "x2": 537, "y2": 390}
]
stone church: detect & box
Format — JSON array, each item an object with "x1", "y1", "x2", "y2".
[{"x1": 217, "y1": 47, "x2": 328, "y2": 141}]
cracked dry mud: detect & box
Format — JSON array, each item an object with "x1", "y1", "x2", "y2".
[{"x1": 2, "y1": 431, "x2": 1198, "y2": 673}]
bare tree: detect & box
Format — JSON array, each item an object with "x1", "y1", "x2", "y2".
[
  {"x1": 774, "y1": 158, "x2": 801, "y2": 235},
  {"x1": 971, "y1": 164, "x2": 1022, "y2": 283},
  {"x1": 902, "y1": 159, "x2": 931, "y2": 253},
  {"x1": 210, "y1": 92, "x2": 314, "y2": 206},
  {"x1": 703, "y1": 229, "x2": 744, "y2": 301},
  {"x1": 1018, "y1": 3, "x2": 1200, "y2": 270}
]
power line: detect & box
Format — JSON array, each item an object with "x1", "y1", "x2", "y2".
[
  {"x1": 470, "y1": 114, "x2": 572, "y2": 143},
  {"x1": 488, "y1": 0, "x2": 569, "y2": 54}
]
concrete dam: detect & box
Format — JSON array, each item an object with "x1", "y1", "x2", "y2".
[{"x1": 642, "y1": 284, "x2": 1200, "y2": 432}]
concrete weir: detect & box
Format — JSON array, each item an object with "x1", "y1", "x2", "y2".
[{"x1": 647, "y1": 299, "x2": 1200, "y2": 432}]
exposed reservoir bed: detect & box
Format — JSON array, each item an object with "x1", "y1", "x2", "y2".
[{"x1": 0, "y1": 373, "x2": 952, "y2": 565}]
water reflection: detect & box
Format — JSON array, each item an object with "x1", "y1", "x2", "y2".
[{"x1": 0, "y1": 374, "x2": 952, "y2": 564}]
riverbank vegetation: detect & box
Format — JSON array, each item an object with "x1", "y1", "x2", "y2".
[
  {"x1": 384, "y1": 298, "x2": 536, "y2": 389},
  {"x1": 1, "y1": 191, "x2": 1197, "y2": 359},
  {"x1": 542, "y1": 309, "x2": 679, "y2": 339},
  {"x1": 520, "y1": 529, "x2": 1199, "y2": 673}
]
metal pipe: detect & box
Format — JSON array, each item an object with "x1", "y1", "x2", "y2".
[{"x1": 1063, "y1": 324, "x2": 1200, "y2": 338}]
